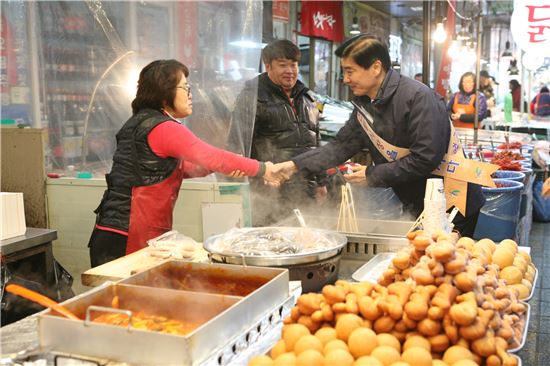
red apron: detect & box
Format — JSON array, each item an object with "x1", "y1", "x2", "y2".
[
  {"x1": 452, "y1": 93, "x2": 476, "y2": 129},
  {"x1": 125, "y1": 161, "x2": 185, "y2": 254}
]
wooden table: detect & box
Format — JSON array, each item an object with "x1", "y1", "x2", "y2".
[{"x1": 81, "y1": 248, "x2": 168, "y2": 287}]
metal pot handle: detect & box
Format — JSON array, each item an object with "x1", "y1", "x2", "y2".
[{"x1": 84, "y1": 305, "x2": 134, "y2": 332}]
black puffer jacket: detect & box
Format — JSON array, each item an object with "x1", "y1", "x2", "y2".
[
  {"x1": 94, "y1": 109, "x2": 179, "y2": 231},
  {"x1": 250, "y1": 73, "x2": 320, "y2": 163},
  {"x1": 292, "y1": 70, "x2": 485, "y2": 217}
]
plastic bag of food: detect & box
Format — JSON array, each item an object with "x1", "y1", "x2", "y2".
[{"x1": 146, "y1": 230, "x2": 201, "y2": 259}]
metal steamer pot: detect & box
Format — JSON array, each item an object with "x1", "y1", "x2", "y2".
[{"x1": 203, "y1": 227, "x2": 348, "y2": 292}]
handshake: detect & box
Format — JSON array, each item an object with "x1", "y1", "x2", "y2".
[{"x1": 263, "y1": 161, "x2": 298, "y2": 187}]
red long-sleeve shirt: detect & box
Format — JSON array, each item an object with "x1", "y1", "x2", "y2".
[{"x1": 148, "y1": 120, "x2": 260, "y2": 177}]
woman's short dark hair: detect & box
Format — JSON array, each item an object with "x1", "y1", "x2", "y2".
[
  {"x1": 261, "y1": 39, "x2": 300, "y2": 64},
  {"x1": 338, "y1": 35, "x2": 391, "y2": 72},
  {"x1": 458, "y1": 72, "x2": 476, "y2": 93},
  {"x1": 509, "y1": 79, "x2": 520, "y2": 90},
  {"x1": 540, "y1": 86, "x2": 549, "y2": 93},
  {"x1": 131, "y1": 59, "x2": 189, "y2": 114}
]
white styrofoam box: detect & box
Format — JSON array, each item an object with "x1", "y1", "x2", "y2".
[{"x1": 0, "y1": 192, "x2": 26, "y2": 240}]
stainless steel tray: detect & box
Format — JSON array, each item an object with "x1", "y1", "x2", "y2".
[
  {"x1": 39, "y1": 261, "x2": 290, "y2": 365},
  {"x1": 509, "y1": 301, "x2": 530, "y2": 353},
  {"x1": 351, "y1": 252, "x2": 396, "y2": 282},
  {"x1": 523, "y1": 267, "x2": 538, "y2": 302}
]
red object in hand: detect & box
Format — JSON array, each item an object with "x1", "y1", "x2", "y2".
[{"x1": 326, "y1": 163, "x2": 360, "y2": 175}]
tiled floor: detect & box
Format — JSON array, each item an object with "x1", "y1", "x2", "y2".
[{"x1": 518, "y1": 222, "x2": 550, "y2": 365}]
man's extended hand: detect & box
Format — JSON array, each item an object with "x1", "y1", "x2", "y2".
[
  {"x1": 344, "y1": 164, "x2": 368, "y2": 186},
  {"x1": 263, "y1": 161, "x2": 298, "y2": 187}
]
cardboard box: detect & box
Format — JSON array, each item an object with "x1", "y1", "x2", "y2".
[{"x1": 0, "y1": 192, "x2": 26, "y2": 240}]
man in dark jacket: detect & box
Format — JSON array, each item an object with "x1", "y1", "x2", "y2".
[
  {"x1": 228, "y1": 39, "x2": 327, "y2": 226},
  {"x1": 273, "y1": 35, "x2": 485, "y2": 236}
]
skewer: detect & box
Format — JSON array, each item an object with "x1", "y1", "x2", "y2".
[{"x1": 407, "y1": 210, "x2": 424, "y2": 234}]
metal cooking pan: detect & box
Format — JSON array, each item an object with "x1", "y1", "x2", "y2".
[{"x1": 203, "y1": 227, "x2": 348, "y2": 266}]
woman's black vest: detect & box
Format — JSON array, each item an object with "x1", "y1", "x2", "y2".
[{"x1": 94, "y1": 109, "x2": 179, "y2": 232}]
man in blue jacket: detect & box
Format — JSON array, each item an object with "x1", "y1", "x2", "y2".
[{"x1": 274, "y1": 35, "x2": 485, "y2": 236}]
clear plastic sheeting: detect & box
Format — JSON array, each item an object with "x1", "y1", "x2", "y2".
[
  {"x1": 209, "y1": 227, "x2": 343, "y2": 256},
  {"x1": 1, "y1": 1, "x2": 263, "y2": 176},
  {"x1": 351, "y1": 186, "x2": 404, "y2": 220}
]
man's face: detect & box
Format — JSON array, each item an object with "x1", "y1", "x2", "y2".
[
  {"x1": 341, "y1": 57, "x2": 384, "y2": 99},
  {"x1": 265, "y1": 58, "x2": 299, "y2": 92}
]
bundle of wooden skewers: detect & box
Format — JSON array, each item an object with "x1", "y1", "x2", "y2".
[{"x1": 337, "y1": 183, "x2": 359, "y2": 232}]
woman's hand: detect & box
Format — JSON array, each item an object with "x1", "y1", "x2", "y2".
[
  {"x1": 451, "y1": 113, "x2": 461, "y2": 120},
  {"x1": 226, "y1": 170, "x2": 245, "y2": 178},
  {"x1": 343, "y1": 164, "x2": 368, "y2": 186}
]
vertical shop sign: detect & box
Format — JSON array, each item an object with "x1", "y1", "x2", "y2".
[
  {"x1": 511, "y1": 1, "x2": 550, "y2": 55},
  {"x1": 0, "y1": 15, "x2": 16, "y2": 96},
  {"x1": 300, "y1": 0, "x2": 343, "y2": 42},
  {"x1": 273, "y1": 0, "x2": 289, "y2": 22},
  {"x1": 435, "y1": 1, "x2": 456, "y2": 98},
  {"x1": 177, "y1": 2, "x2": 198, "y2": 69}
]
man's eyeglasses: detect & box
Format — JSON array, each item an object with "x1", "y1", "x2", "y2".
[{"x1": 176, "y1": 85, "x2": 191, "y2": 97}]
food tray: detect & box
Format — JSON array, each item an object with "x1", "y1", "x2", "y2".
[
  {"x1": 523, "y1": 266, "x2": 538, "y2": 302},
  {"x1": 351, "y1": 252, "x2": 396, "y2": 283},
  {"x1": 508, "y1": 301, "x2": 530, "y2": 353}
]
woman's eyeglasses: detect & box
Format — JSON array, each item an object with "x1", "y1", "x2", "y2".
[{"x1": 176, "y1": 85, "x2": 191, "y2": 97}]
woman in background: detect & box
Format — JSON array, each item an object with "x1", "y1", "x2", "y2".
[
  {"x1": 509, "y1": 79, "x2": 523, "y2": 112},
  {"x1": 530, "y1": 86, "x2": 550, "y2": 116},
  {"x1": 447, "y1": 72, "x2": 487, "y2": 128},
  {"x1": 88, "y1": 59, "x2": 279, "y2": 266}
]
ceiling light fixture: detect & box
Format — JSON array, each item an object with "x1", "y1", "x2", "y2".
[
  {"x1": 501, "y1": 40, "x2": 513, "y2": 58},
  {"x1": 350, "y1": 16, "x2": 360, "y2": 35},
  {"x1": 432, "y1": 17, "x2": 447, "y2": 44}
]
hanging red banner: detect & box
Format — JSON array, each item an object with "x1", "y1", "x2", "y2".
[
  {"x1": 273, "y1": 0, "x2": 289, "y2": 22},
  {"x1": 435, "y1": 1, "x2": 456, "y2": 98},
  {"x1": 300, "y1": 0, "x2": 343, "y2": 42},
  {"x1": 177, "y1": 2, "x2": 198, "y2": 69},
  {"x1": 0, "y1": 14, "x2": 17, "y2": 93}
]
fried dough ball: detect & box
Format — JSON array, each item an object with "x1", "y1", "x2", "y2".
[
  {"x1": 283, "y1": 324, "x2": 310, "y2": 351},
  {"x1": 315, "y1": 327, "x2": 337, "y2": 345},
  {"x1": 273, "y1": 352, "x2": 296, "y2": 366},
  {"x1": 348, "y1": 327, "x2": 378, "y2": 358},
  {"x1": 271, "y1": 340, "x2": 287, "y2": 359},
  {"x1": 324, "y1": 349, "x2": 354, "y2": 366},
  {"x1": 335, "y1": 314, "x2": 363, "y2": 342},
  {"x1": 294, "y1": 335, "x2": 323, "y2": 355},
  {"x1": 492, "y1": 247, "x2": 515, "y2": 269},
  {"x1": 323, "y1": 339, "x2": 349, "y2": 354},
  {"x1": 354, "y1": 356, "x2": 384, "y2": 366},
  {"x1": 401, "y1": 346, "x2": 433, "y2": 366},
  {"x1": 376, "y1": 333, "x2": 401, "y2": 353},
  {"x1": 403, "y1": 335, "x2": 431, "y2": 352},
  {"x1": 371, "y1": 346, "x2": 401, "y2": 366},
  {"x1": 296, "y1": 349, "x2": 324, "y2": 366},
  {"x1": 442, "y1": 346, "x2": 474, "y2": 365},
  {"x1": 499, "y1": 239, "x2": 518, "y2": 254}
]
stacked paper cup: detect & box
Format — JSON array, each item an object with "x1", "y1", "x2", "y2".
[{"x1": 422, "y1": 178, "x2": 451, "y2": 235}]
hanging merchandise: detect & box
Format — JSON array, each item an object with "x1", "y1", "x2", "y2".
[{"x1": 300, "y1": 0, "x2": 343, "y2": 42}]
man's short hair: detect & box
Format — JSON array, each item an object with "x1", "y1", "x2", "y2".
[
  {"x1": 261, "y1": 39, "x2": 301, "y2": 64},
  {"x1": 336, "y1": 35, "x2": 391, "y2": 72}
]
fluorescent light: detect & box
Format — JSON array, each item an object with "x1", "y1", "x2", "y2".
[
  {"x1": 410, "y1": 6, "x2": 423, "y2": 11},
  {"x1": 229, "y1": 40, "x2": 267, "y2": 49}
]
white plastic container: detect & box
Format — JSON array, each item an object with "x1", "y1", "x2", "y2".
[{"x1": 0, "y1": 192, "x2": 26, "y2": 240}]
